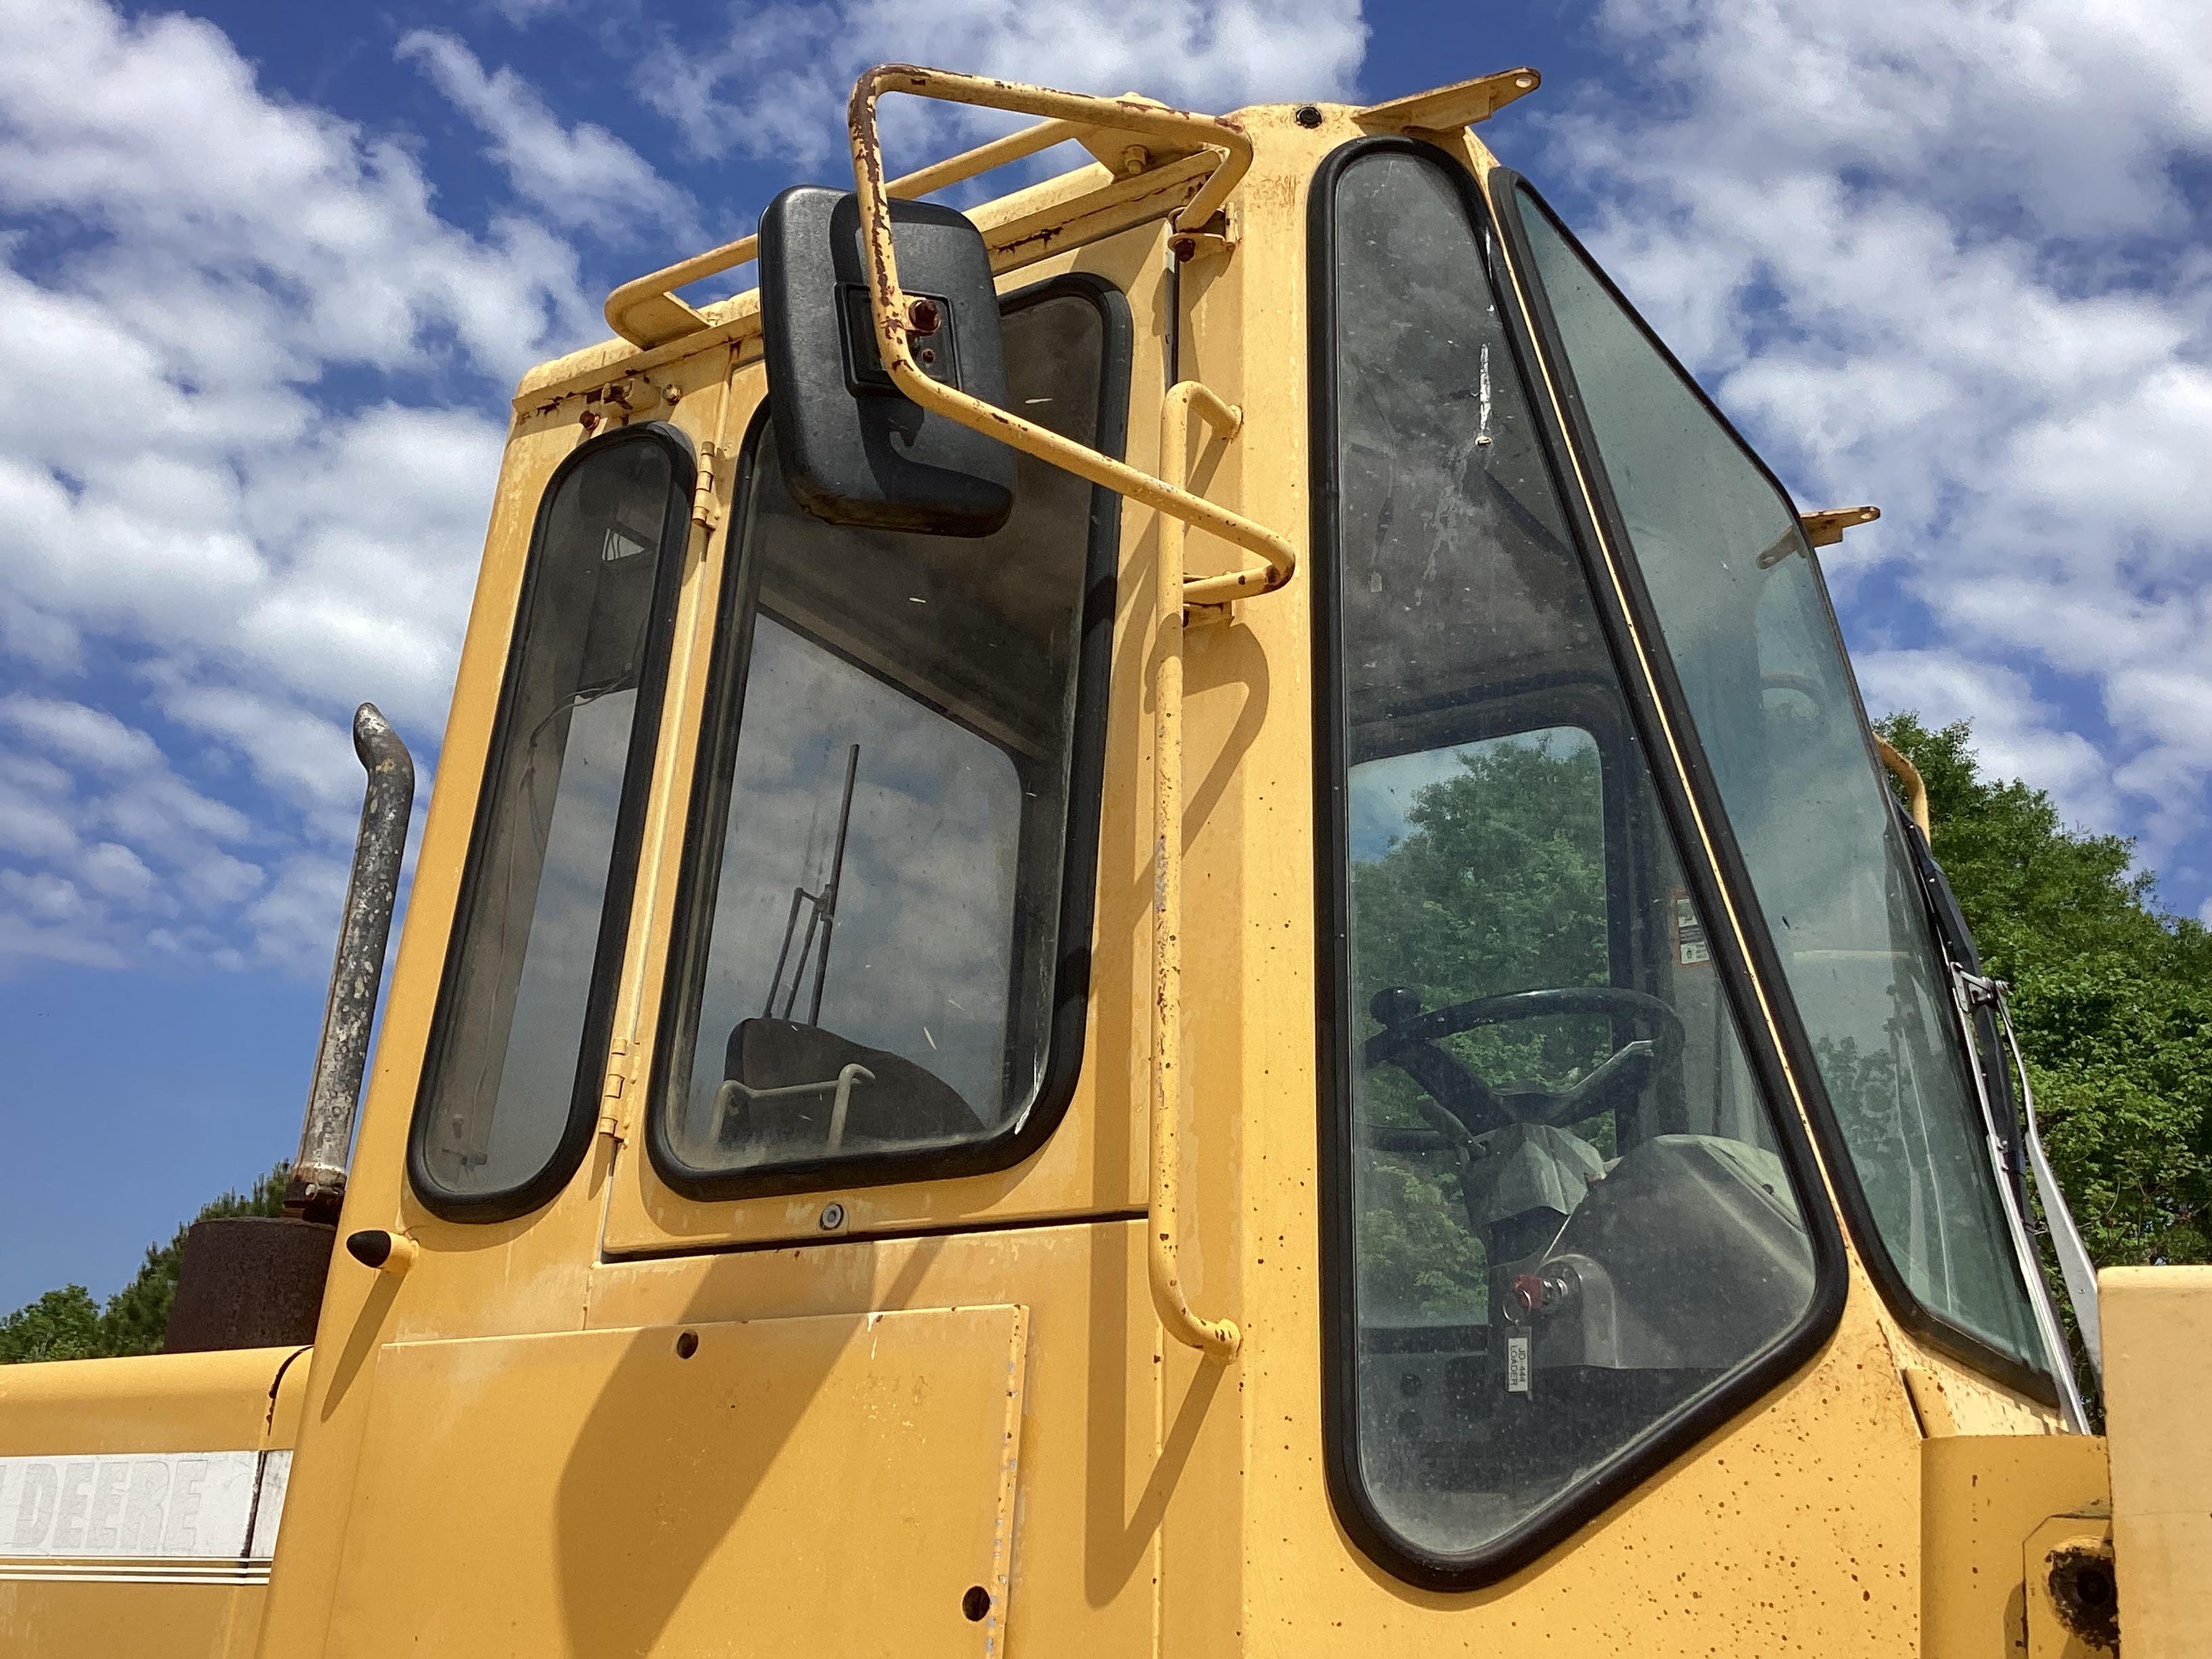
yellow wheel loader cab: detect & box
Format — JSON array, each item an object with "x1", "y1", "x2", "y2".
[{"x1": 3, "y1": 62, "x2": 2205, "y2": 1659}]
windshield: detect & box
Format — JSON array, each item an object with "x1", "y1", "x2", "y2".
[
  {"x1": 650, "y1": 283, "x2": 1120, "y2": 1190},
  {"x1": 1317, "y1": 144, "x2": 1824, "y2": 1570},
  {"x1": 1506, "y1": 183, "x2": 2047, "y2": 1380}
]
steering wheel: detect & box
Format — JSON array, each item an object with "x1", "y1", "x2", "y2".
[
  {"x1": 1760, "y1": 670, "x2": 1832, "y2": 737},
  {"x1": 1364, "y1": 985, "x2": 1684, "y2": 1140}
]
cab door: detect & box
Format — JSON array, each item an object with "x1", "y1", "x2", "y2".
[{"x1": 598, "y1": 227, "x2": 1168, "y2": 1256}]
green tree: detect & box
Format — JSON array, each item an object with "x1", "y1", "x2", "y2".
[
  {"x1": 0, "y1": 1286, "x2": 102, "y2": 1364},
  {"x1": 1879, "y1": 714, "x2": 2211, "y2": 1268},
  {"x1": 0, "y1": 1163, "x2": 290, "y2": 1364}
]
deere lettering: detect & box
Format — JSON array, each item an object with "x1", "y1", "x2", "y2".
[{"x1": 0, "y1": 1452, "x2": 279, "y2": 1559}]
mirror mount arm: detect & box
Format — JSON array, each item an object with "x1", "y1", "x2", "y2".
[{"x1": 846, "y1": 64, "x2": 1297, "y2": 606}]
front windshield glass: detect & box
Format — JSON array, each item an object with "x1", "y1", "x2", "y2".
[
  {"x1": 1508, "y1": 184, "x2": 2046, "y2": 1377},
  {"x1": 1320, "y1": 146, "x2": 1821, "y2": 1564},
  {"x1": 651, "y1": 286, "x2": 1115, "y2": 1187}
]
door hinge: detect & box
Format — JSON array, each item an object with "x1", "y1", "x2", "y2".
[
  {"x1": 596, "y1": 1038, "x2": 640, "y2": 1143},
  {"x1": 691, "y1": 444, "x2": 722, "y2": 532}
]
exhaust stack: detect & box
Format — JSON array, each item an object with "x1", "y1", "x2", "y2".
[
  {"x1": 168, "y1": 703, "x2": 414, "y2": 1352},
  {"x1": 285, "y1": 701, "x2": 415, "y2": 1224}
]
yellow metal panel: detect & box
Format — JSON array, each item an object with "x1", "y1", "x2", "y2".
[
  {"x1": 1, "y1": 1580, "x2": 240, "y2": 1659},
  {"x1": 2100, "y1": 1265, "x2": 2212, "y2": 1658},
  {"x1": 324, "y1": 1306, "x2": 1028, "y2": 1657},
  {"x1": 583, "y1": 1219, "x2": 1172, "y2": 1658},
  {"x1": 0, "y1": 1348, "x2": 293, "y2": 1456},
  {"x1": 1921, "y1": 1433, "x2": 2108, "y2": 1656},
  {"x1": 0, "y1": 1347, "x2": 298, "y2": 1659}
]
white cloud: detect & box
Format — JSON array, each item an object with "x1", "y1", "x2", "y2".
[
  {"x1": 245, "y1": 855, "x2": 351, "y2": 973},
  {"x1": 399, "y1": 30, "x2": 701, "y2": 243},
  {"x1": 642, "y1": 0, "x2": 1367, "y2": 166},
  {"x1": 157, "y1": 687, "x2": 360, "y2": 816},
  {"x1": 179, "y1": 850, "x2": 266, "y2": 909},
  {"x1": 96, "y1": 771, "x2": 251, "y2": 851},
  {"x1": 0, "y1": 695, "x2": 162, "y2": 773},
  {"x1": 1853, "y1": 648, "x2": 2115, "y2": 831},
  {"x1": 77, "y1": 840, "x2": 157, "y2": 904},
  {"x1": 0, "y1": 0, "x2": 608, "y2": 975},
  {"x1": 1544, "y1": 0, "x2": 2212, "y2": 877},
  {"x1": 0, "y1": 792, "x2": 77, "y2": 862}
]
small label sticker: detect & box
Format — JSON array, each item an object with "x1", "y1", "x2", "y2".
[
  {"x1": 1673, "y1": 892, "x2": 1711, "y2": 967},
  {"x1": 1505, "y1": 1332, "x2": 1532, "y2": 1395}
]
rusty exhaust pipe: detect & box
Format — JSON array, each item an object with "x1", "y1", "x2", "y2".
[{"x1": 283, "y1": 702, "x2": 415, "y2": 1224}]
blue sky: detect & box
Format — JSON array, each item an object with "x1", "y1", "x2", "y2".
[{"x1": 4, "y1": 0, "x2": 2209, "y2": 1311}]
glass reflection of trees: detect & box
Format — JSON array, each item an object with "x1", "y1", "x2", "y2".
[{"x1": 1350, "y1": 731, "x2": 1611, "y2": 1317}]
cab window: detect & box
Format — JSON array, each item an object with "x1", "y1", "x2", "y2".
[
  {"x1": 1315, "y1": 144, "x2": 1827, "y2": 1578},
  {"x1": 411, "y1": 424, "x2": 693, "y2": 1217},
  {"x1": 649, "y1": 280, "x2": 1124, "y2": 1195},
  {"x1": 1505, "y1": 183, "x2": 2049, "y2": 1385}
]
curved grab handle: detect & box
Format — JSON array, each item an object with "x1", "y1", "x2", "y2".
[
  {"x1": 1875, "y1": 732, "x2": 1932, "y2": 842},
  {"x1": 1146, "y1": 381, "x2": 1244, "y2": 1359}
]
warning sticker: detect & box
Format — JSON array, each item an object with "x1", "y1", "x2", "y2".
[{"x1": 1672, "y1": 892, "x2": 1711, "y2": 968}]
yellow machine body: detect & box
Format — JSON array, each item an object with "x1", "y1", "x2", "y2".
[{"x1": 3, "y1": 65, "x2": 2205, "y2": 1658}]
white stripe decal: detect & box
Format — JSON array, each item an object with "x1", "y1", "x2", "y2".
[
  {"x1": 0, "y1": 1450, "x2": 289, "y2": 1568},
  {"x1": 0, "y1": 1557, "x2": 272, "y2": 1586}
]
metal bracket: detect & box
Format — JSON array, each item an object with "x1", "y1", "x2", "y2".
[
  {"x1": 1167, "y1": 208, "x2": 1237, "y2": 265},
  {"x1": 1801, "y1": 503, "x2": 1881, "y2": 547},
  {"x1": 1355, "y1": 67, "x2": 1542, "y2": 138},
  {"x1": 1758, "y1": 502, "x2": 1880, "y2": 568}
]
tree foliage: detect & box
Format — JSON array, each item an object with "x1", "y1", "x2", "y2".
[
  {"x1": 1879, "y1": 714, "x2": 2211, "y2": 1267},
  {"x1": 0, "y1": 1164, "x2": 289, "y2": 1364},
  {"x1": 0, "y1": 1286, "x2": 103, "y2": 1365}
]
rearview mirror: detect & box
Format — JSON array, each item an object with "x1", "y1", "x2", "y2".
[{"x1": 758, "y1": 185, "x2": 1014, "y2": 537}]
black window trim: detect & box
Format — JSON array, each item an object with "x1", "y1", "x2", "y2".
[
  {"x1": 644, "y1": 272, "x2": 1132, "y2": 1204},
  {"x1": 1309, "y1": 138, "x2": 1851, "y2": 1593},
  {"x1": 1490, "y1": 170, "x2": 2060, "y2": 1406},
  {"x1": 407, "y1": 419, "x2": 699, "y2": 1223}
]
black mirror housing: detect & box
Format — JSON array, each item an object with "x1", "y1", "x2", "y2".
[{"x1": 758, "y1": 185, "x2": 1014, "y2": 537}]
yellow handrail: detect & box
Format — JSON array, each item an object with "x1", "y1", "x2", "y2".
[
  {"x1": 1875, "y1": 733, "x2": 1933, "y2": 842},
  {"x1": 602, "y1": 113, "x2": 1094, "y2": 348},
  {"x1": 844, "y1": 64, "x2": 1297, "y2": 598},
  {"x1": 1147, "y1": 380, "x2": 1244, "y2": 1359}
]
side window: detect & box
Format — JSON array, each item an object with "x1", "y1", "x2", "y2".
[
  {"x1": 1504, "y1": 182, "x2": 2050, "y2": 1386},
  {"x1": 1315, "y1": 144, "x2": 1829, "y2": 1581},
  {"x1": 649, "y1": 282, "x2": 1126, "y2": 1195},
  {"x1": 411, "y1": 424, "x2": 693, "y2": 1217}
]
